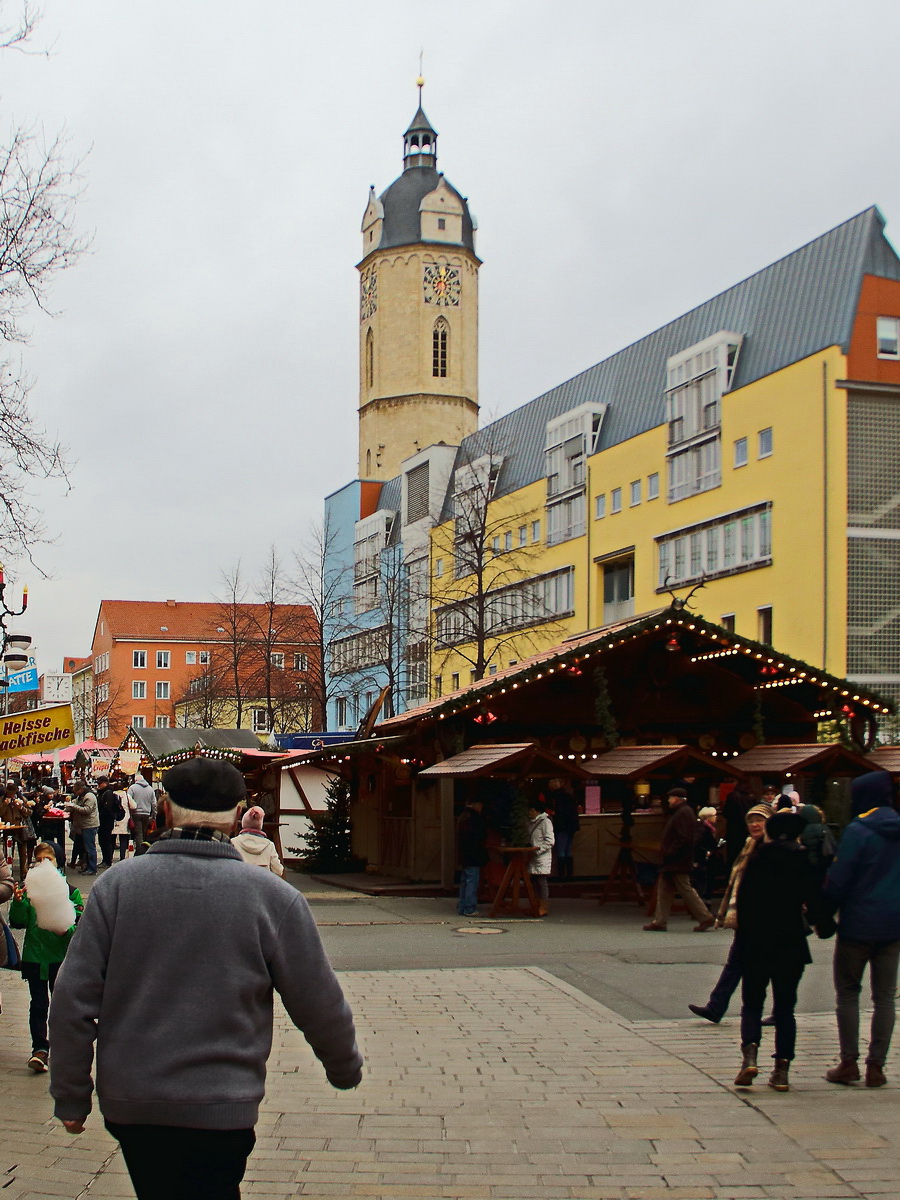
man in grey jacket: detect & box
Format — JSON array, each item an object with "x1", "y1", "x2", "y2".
[
  {"x1": 126, "y1": 772, "x2": 156, "y2": 854},
  {"x1": 49, "y1": 758, "x2": 363, "y2": 1199}
]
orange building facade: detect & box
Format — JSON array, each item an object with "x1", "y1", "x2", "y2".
[{"x1": 89, "y1": 600, "x2": 320, "y2": 745}]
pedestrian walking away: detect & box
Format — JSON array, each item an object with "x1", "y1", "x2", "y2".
[
  {"x1": 528, "y1": 799, "x2": 555, "y2": 917},
  {"x1": 456, "y1": 796, "x2": 487, "y2": 917},
  {"x1": 231, "y1": 805, "x2": 285, "y2": 875},
  {"x1": 64, "y1": 781, "x2": 99, "y2": 875},
  {"x1": 95, "y1": 776, "x2": 122, "y2": 868},
  {"x1": 644, "y1": 787, "x2": 714, "y2": 932},
  {"x1": 732, "y1": 810, "x2": 834, "y2": 1093},
  {"x1": 127, "y1": 772, "x2": 156, "y2": 855},
  {"x1": 9, "y1": 841, "x2": 82, "y2": 1073},
  {"x1": 48, "y1": 757, "x2": 362, "y2": 1200},
  {"x1": 688, "y1": 802, "x2": 770, "y2": 1023},
  {"x1": 110, "y1": 785, "x2": 135, "y2": 861},
  {"x1": 823, "y1": 770, "x2": 900, "y2": 1089}
]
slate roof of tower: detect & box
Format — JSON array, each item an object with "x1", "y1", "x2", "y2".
[
  {"x1": 377, "y1": 166, "x2": 476, "y2": 252},
  {"x1": 444, "y1": 205, "x2": 900, "y2": 507}
]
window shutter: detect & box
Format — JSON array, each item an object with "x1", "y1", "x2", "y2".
[{"x1": 406, "y1": 462, "x2": 430, "y2": 523}]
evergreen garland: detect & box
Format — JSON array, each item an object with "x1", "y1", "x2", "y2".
[
  {"x1": 507, "y1": 785, "x2": 531, "y2": 848},
  {"x1": 592, "y1": 665, "x2": 619, "y2": 748}
]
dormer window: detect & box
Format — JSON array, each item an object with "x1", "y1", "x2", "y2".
[
  {"x1": 665, "y1": 331, "x2": 742, "y2": 502},
  {"x1": 544, "y1": 404, "x2": 606, "y2": 545},
  {"x1": 877, "y1": 316, "x2": 900, "y2": 359}
]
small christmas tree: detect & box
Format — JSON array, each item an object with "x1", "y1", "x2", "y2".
[{"x1": 293, "y1": 774, "x2": 356, "y2": 872}]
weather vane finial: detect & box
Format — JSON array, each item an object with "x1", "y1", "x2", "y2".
[{"x1": 416, "y1": 50, "x2": 425, "y2": 99}]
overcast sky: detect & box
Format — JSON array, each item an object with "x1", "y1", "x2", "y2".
[{"x1": 4, "y1": 0, "x2": 900, "y2": 674}]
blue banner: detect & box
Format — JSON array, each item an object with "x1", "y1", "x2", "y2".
[{"x1": 7, "y1": 667, "x2": 38, "y2": 692}]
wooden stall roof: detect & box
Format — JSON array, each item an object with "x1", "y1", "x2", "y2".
[
  {"x1": 419, "y1": 743, "x2": 592, "y2": 779},
  {"x1": 735, "y1": 742, "x2": 879, "y2": 776},
  {"x1": 869, "y1": 747, "x2": 900, "y2": 774},
  {"x1": 582, "y1": 744, "x2": 745, "y2": 780}
]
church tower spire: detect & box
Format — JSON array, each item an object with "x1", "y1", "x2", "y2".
[{"x1": 357, "y1": 85, "x2": 480, "y2": 482}]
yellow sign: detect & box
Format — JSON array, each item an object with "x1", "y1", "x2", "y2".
[{"x1": 0, "y1": 704, "x2": 75, "y2": 759}]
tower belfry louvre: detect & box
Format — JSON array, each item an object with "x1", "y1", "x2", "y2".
[{"x1": 357, "y1": 87, "x2": 480, "y2": 481}]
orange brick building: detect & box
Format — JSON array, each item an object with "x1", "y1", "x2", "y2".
[{"x1": 89, "y1": 600, "x2": 319, "y2": 745}]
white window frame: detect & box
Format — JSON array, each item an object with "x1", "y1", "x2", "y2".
[
  {"x1": 758, "y1": 427, "x2": 773, "y2": 459},
  {"x1": 251, "y1": 707, "x2": 269, "y2": 733},
  {"x1": 629, "y1": 480, "x2": 641, "y2": 507},
  {"x1": 155, "y1": 715, "x2": 169, "y2": 728},
  {"x1": 133, "y1": 650, "x2": 146, "y2": 669},
  {"x1": 595, "y1": 494, "x2": 606, "y2": 519},
  {"x1": 198, "y1": 650, "x2": 211, "y2": 666},
  {"x1": 293, "y1": 653, "x2": 308, "y2": 671},
  {"x1": 611, "y1": 487, "x2": 622, "y2": 514},
  {"x1": 132, "y1": 681, "x2": 146, "y2": 700},
  {"x1": 647, "y1": 473, "x2": 659, "y2": 501},
  {"x1": 156, "y1": 681, "x2": 170, "y2": 700},
  {"x1": 132, "y1": 715, "x2": 146, "y2": 728},
  {"x1": 156, "y1": 650, "x2": 170, "y2": 670},
  {"x1": 734, "y1": 437, "x2": 748, "y2": 468},
  {"x1": 271, "y1": 652, "x2": 285, "y2": 669},
  {"x1": 185, "y1": 651, "x2": 196, "y2": 665},
  {"x1": 876, "y1": 316, "x2": 900, "y2": 359},
  {"x1": 656, "y1": 504, "x2": 772, "y2": 589}
]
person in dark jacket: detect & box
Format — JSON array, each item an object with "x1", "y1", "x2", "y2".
[
  {"x1": 798, "y1": 802, "x2": 836, "y2": 882},
  {"x1": 733, "y1": 811, "x2": 834, "y2": 1092},
  {"x1": 95, "y1": 777, "x2": 122, "y2": 869},
  {"x1": 644, "y1": 788, "x2": 714, "y2": 932},
  {"x1": 456, "y1": 798, "x2": 487, "y2": 917},
  {"x1": 721, "y1": 782, "x2": 755, "y2": 871},
  {"x1": 548, "y1": 778, "x2": 580, "y2": 880},
  {"x1": 823, "y1": 770, "x2": 900, "y2": 1088}
]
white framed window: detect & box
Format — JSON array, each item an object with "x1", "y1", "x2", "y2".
[
  {"x1": 435, "y1": 558, "x2": 444, "y2": 578},
  {"x1": 595, "y1": 494, "x2": 606, "y2": 519},
  {"x1": 198, "y1": 650, "x2": 211, "y2": 666},
  {"x1": 721, "y1": 613, "x2": 736, "y2": 633},
  {"x1": 271, "y1": 652, "x2": 285, "y2": 669},
  {"x1": 94, "y1": 652, "x2": 109, "y2": 674},
  {"x1": 451, "y1": 672, "x2": 460, "y2": 690},
  {"x1": 647, "y1": 473, "x2": 659, "y2": 501},
  {"x1": 629, "y1": 480, "x2": 641, "y2": 507},
  {"x1": 156, "y1": 651, "x2": 170, "y2": 669},
  {"x1": 657, "y1": 504, "x2": 772, "y2": 588},
  {"x1": 251, "y1": 707, "x2": 269, "y2": 733},
  {"x1": 293, "y1": 653, "x2": 308, "y2": 671},
  {"x1": 185, "y1": 651, "x2": 196, "y2": 665},
  {"x1": 133, "y1": 650, "x2": 146, "y2": 669},
  {"x1": 96, "y1": 682, "x2": 109, "y2": 703},
  {"x1": 132, "y1": 681, "x2": 146, "y2": 700},
  {"x1": 155, "y1": 716, "x2": 169, "y2": 728},
  {"x1": 876, "y1": 316, "x2": 900, "y2": 359},
  {"x1": 734, "y1": 437, "x2": 748, "y2": 467},
  {"x1": 758, "y1": 427, "x2": 773, "y2": 458},
  {"x1": 491, "y1": 536, "x2": 500, "y2": 556},
  {"x1": 504, "y1": 531, "x2": 512, "y2": 552},
  {"x1": 96, "y1": 717, "x2": 109, "y2": 740},
  {"x1": 611, "y1": 487, "x2": 622, "y2": 514},
  {"x1": 132, "y1": 715, "x2": 146, "y2": 728},
  {"x1": 546, "y1": 493, "x2": 585, "y2": 546},
  {"x1": 156, "y1": 681, "x2": 169, "y2": 700},
  {"x1": 336, "y1": 697, "x2": 347, "y2": 727},
  {"x1": 531, "y1": 520, "x2": 540, "y2": 542},
  {"x1": 518, "y1": 525, "x2": 527, "y2": 547}
]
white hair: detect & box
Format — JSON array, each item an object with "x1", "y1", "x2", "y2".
[
  {"x1": 698, "y1": 806, "x2": 718, "y2": 821},
  {"x1": 165, "y1": 800, "x2": 238, "y2": 831}
]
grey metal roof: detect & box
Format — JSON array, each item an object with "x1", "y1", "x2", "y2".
[
  {"x1": 445, "y1": 206, "x2": 900, "y2": 507},
  {"x1": 377, "y1": 167, "x2": 476, "y2": 252},
  {"x1": 130, "y1": 727, "x2": 263, "y2": 759},
  {"x1": 404, "y1": 105, "x2": 437, "y2": 137}
]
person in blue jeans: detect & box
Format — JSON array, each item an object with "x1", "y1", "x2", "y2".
[
  {"x1": 65, "y1": 781, "x2": 99, "y2": 876},
  {"x1": 456, "y1": 798, "x2": 487, "y2": 916}
]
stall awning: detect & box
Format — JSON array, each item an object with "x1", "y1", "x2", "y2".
[
  {"x1": 276, "y1": 735, "x2": 406, "y2": 771},
  {"x1": 582, "y1": 744, "x2": 745, "y2": 780},
  {"x1": 867, "y1": 746, "x2": 900, "y2": 775},
  {"x1": 735, "y1": 742, "x2": 879, "y2": 776},
  {"x1": 418, "y1": 742, "x2": 591, "y2": 779}
]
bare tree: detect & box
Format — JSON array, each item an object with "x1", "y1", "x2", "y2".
[
  {"x1": 173, "y1": 669, "x2": 231, "y2": 730},
  {"x1": 0, "y1": 3, "x2": 88, "y2": 558},
  {"x1": 427, "y1": 442, "x2": 557, "y2": 683},
  {"x1": 213, "y1": 562, "x2": 256, "y2": 728}
]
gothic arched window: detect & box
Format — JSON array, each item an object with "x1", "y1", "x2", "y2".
[
  {"x1": 432, "y1": 318, "x2": 449, "y2": 378},
  {"x1": 365, "y1": 328, "x2": 374, "y2": 388},
  {"x1": 366, "y1": 449, "x2": 372, "y2": 475}
]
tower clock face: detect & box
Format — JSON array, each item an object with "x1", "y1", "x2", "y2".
[
  {"x1": 360, "y1": 267, "x2": 377, "y2": 320},
  {"x1": 423, "y1": 263, "x2": 460, "y2": 306}
]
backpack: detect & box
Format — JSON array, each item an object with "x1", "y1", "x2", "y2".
[{"x1": 112, "y1": 792, "x2": 126, "y2": 822}]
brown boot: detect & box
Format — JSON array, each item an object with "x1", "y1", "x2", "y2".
[
  {"x1": 866, "y1": 1062, "x2": 887, "y2": 1088},
  {"x1": 537, "y1": 902, "x2": 548, "y2": 917},
  {"x1": 734, "y1": 1044, "x2": 758, "y2": 1086},
  {"x1": 768, "y1": 1059, "x2": 790, "y2": 1091},
  {"x1": 825, "y1": 1059, "x2": 860, "y2": 1085}
]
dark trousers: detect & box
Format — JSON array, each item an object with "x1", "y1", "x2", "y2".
[
  {"x1": 741, "y1": 959, "x2": 805, "y2": 1060},
  {"x1": 116, "y1": 833, "x2": 131, "y2": 860},
  {"x1": 834, "y1": 936, "x2": 900, "y2": 1067},
  {"x1": 104, "y1": 1122, "x2": 255, "y2": 1200},
  {"x1": 98, "y1": 820, "x2": 116, "y2": 866},
  {"x1": 706, "y1": 934, "x2": 742, "y2": 1019},
  {"x1": 132, "y1": 814, "x2": 152, "y2": 854},
  {"x1": 21, "y1": 960, "x2": 61, "y2": 1052}
]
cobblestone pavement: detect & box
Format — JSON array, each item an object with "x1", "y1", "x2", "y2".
[{"x1": 1, "y1": 963, "x2": 898, "y2": 1200}]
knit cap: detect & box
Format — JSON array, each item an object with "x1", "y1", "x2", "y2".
[
  {"x1": 745, "y1": 803, "x2": 772, "y2": 822},
  {"x1": 241, "y1": 805, "x2": 265, "y2": 832}
]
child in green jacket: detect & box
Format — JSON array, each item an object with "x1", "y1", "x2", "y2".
[{"x1": 9, "y1": 841, "x2": 83, "y2": 1073}]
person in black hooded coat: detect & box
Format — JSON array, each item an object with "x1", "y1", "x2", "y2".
[{"x1": 732, "y1": 810, "x2": 834, "y2": 1092}]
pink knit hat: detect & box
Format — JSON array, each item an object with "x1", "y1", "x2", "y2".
[{"x1": 241, "y1": 806, "x2": 265, "y2": 832}]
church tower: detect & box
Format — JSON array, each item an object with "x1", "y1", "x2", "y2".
[{"x1": 358, "y1": 87, "x2": 480, "y2": 481}]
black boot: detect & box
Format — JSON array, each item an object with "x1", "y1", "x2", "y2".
[{"x1": 734, "y1": 1043, "x2": 758, "y2": 1086}]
